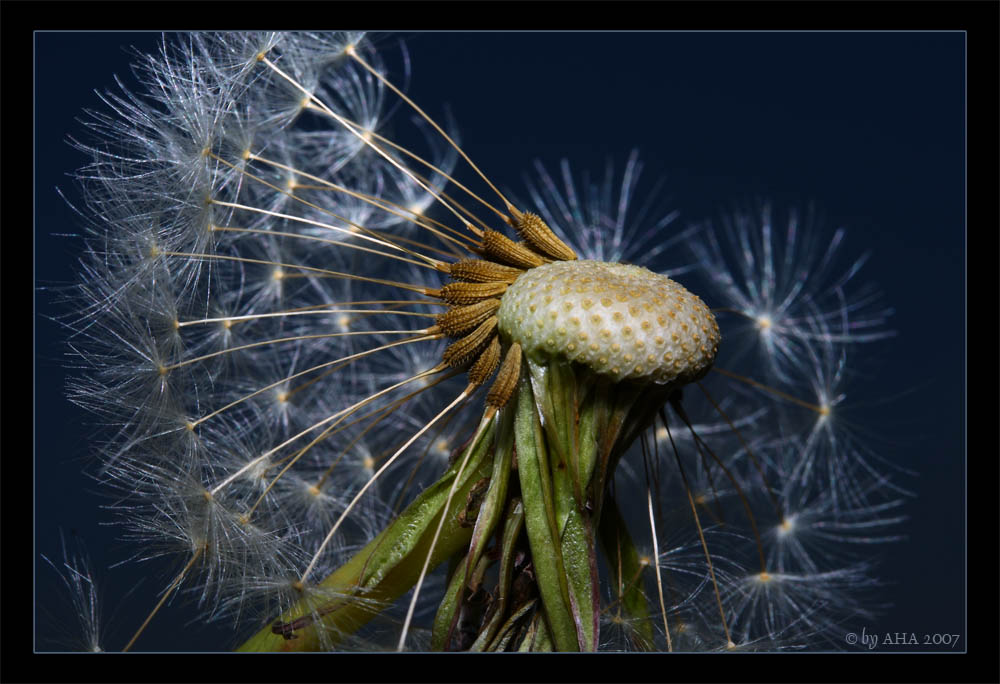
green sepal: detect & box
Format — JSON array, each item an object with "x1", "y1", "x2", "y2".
[
  {"x1": 430, "y1": 551, "x2": 471, "y2": 651},
  {"x1": 464, "y1": 403, "x2": 516, "y2": 591},
  {"x1": 514, "y1": 371, "x2": 580, "y2": 652},
  {"x1": 483, "y1": 598, "x2": 537, "y2": 652},
  {"x1": 517, "y1": 610, "x2": 554, "y2": 652},
  {"x1": 430, "y1": 407, "x2": 515, "y2": 650},
  {"x1": 470, "y1": 497, "x2": 525, "y2": 651}
]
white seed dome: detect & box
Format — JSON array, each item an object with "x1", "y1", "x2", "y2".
[{"x1": 497, "y1": 260, "x2": 720, "y2": 384}]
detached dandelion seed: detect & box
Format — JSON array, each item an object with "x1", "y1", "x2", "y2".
[{"x1": 44, "y1": 31, "x2": 913, "y2": 652}]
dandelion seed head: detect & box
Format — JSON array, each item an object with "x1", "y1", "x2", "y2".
[
  {"x1": 691, "y1": 204, "x2": 892, "y2": 384},
  {"x1": 498, "y1": 260, "x2": 720, "y2": 384},
  {"x1": 53, "y1": 31, "x2": 905, "y2": 652}
]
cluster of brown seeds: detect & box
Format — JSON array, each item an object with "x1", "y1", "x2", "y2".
[{"x1": 425, "y1": 208, "x2": 578, "y2": 410}]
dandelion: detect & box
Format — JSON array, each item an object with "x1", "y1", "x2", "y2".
[
  {"x1": 689, "y1": 203, "x2": 894, "y2": 384},
  {"x1": 46, "y1": 31, "x2": 907, "y2": 652}
]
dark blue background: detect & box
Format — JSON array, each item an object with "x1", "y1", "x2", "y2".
[{"x1": 35, "y1": 32, "x2": 965, "y2": 652}]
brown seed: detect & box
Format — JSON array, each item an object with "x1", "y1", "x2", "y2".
[
  {"x1": 509, "y1": 208, "x2": 577, "y2": 261},
  {"x1": 468, "y1": 336, "x2": 501, "y2": 387},
  {"x1": 442, "y1": 316, "x2": 498, "y2": 367},
  {"x1": 447, "y1": 259, "x2": 523, "y2": 284},
  {"x1": 480, "y1": 230, "x2": 546, "y2": 269},
  {"x1": 486, "y1": 342, "x2": 522, "y2": 409},
  {"x1": 436, "y1": 299, "x2": 502, "y2": 337},
  {"x1": 435, "y1": 281, "x2": 508, "y2": 305}
]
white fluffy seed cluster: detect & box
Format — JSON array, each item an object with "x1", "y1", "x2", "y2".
[{"x1": 497, "y1": 260, "x2": 720, "y2": 384}]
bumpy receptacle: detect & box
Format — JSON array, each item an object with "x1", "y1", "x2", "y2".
[{"x1": 497, "y1": 260, "x2": 720, "y2": 385}]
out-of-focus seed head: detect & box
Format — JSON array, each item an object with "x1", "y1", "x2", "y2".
[{"x1": 497, "y1": 260, "x2": 720, "y2": 384}]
